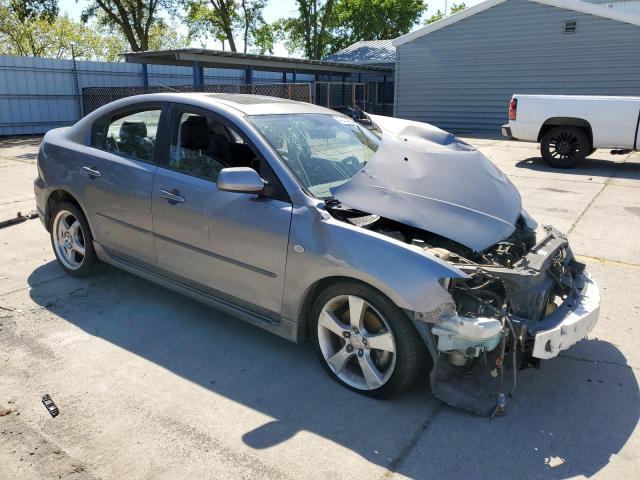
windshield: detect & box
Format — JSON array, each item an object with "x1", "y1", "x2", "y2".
[{"x1": 249, "y1": 113, "x2": 381, "y2": 198}]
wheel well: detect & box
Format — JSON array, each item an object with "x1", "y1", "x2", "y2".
[
  {"x1": 538, "y1": 117, "x2": 593, "y2": 146},
  {"x1": 45, "y1": 190, "x2": 81, "y2": 231},
  {"x1": 299, "y1": 276, "x2": 390, "y2": 340}
]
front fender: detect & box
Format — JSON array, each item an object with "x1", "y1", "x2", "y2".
[{"x1": 281, "y1": 205, "x2": 467, "y2": 322}]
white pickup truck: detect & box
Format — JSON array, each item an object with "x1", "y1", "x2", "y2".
[{"x1": 502, "y1": 95, "x2": 640, "y2": 168}]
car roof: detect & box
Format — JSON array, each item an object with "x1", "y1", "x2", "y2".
[{"x1": 121, "y1": 92, "x2": 335, "y2": 116}]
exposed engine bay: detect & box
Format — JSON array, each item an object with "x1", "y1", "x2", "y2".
[{"x1": 326, "y1": 200, "x2": 596, "y2": 415}]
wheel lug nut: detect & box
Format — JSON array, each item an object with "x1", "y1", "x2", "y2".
[
  {"x1": 346, "y1": 345, "x2": 354, "y2": 353},
  {"x1": 343, "y1": 331, "x2": 350, "y2": 338},
  {"x1": 358, "y1": 349, "x2": 364, "y2": 357},
  {"x1": 362, "y1": 338, "x2": 367, "y2": 345},
  {"x1": 353, "y1": 327, "x2": 359, "y2": 334}
]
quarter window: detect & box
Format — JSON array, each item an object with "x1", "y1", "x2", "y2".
[{"x1": 93, "y1": 109, "x2": 161, "y2": 163}]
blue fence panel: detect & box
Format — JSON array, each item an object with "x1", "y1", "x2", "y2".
[{"x1": 0, "y1": 55, "x2": 321, "y2": 136}]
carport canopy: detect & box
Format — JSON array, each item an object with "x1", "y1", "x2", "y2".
[{"x1": 124, "y1": 48, "x2": 394, "y2": 88}]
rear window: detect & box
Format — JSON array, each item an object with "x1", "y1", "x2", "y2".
[{"x1": 91, "y1": 108, "x2": 162, "y2": 163}]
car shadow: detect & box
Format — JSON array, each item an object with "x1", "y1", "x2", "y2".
[
  {"x1": 28, "y1": 263, "x2": 639, "y2": 479},
  {"x1": 515, "y1": 155, "x2": 640, "y2": 181}
]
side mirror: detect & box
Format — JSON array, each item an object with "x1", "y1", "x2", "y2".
[{"x1": 217, "y1": 167, "x2": 265, "y2": 194}]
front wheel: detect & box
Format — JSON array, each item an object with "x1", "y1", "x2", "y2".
[
  {"x1": 50, "y1": 202, "x2": 98, "y2": 277},
  {"x1": 540, "y1": 126, "x2": 590, "y2": 168},
  {"x1": 310, "y1": 281, "x2": 424, "y2": 398}
]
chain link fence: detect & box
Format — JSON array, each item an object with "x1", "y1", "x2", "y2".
[
  {"x1": 82, "y1": 83, "x2": 312, "y2": 116},
  {"x1": 314, "y1": 82, "x2": 393, "y2": 115},
  {"x1": 315, "y1": 82, "x2": 367, "y2": 112}
]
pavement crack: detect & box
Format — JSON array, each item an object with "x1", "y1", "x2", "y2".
[
  {"x1": 567, "y1": 152, "x2": 633, "y2": 234},
  {"x1": 567, "y1": 182, "x2": 608, "y2": 234},
  {"x1": 379, "y1": 400, "x2": 445, "y2": 479},
  {"x1": 0, "y1": 197, "x2": 34, "y2": 206},
  {"x1": 574, "y1": 254, "x2": 640, "y2": 270},
  {"x1": 0, "y1": 274, "x2": 68, "y2": 299},
  {"x1": 558, "y1": 353, "x2": 638, "y2": 372}
]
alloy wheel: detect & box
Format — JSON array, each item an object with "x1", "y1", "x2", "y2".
[
  {"x1": 52, "y1": 210, "x2": 86, "y2": 270},
  {"x1": 317, "y1": 295, "x2": 397, "y2": 390},
  {"x1": 548, "y1": 131, "x2": 582, "y2": 163}
]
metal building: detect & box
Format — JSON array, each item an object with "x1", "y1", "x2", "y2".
[
  {"x1": 323, "y1": 40, "x2": 396, "y2": 67},
  {"x1": 392, "y1": 0, "x2": 640, "y2": 133}
]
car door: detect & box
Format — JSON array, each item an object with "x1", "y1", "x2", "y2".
[
  {"x1": 81, "y1": 104, "x2": 166, "y2": 266},
  {"x1": 151, "y1": 105, "x2": 293, "y2": 318}
]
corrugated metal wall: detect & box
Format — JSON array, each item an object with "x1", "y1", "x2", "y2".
[
  {"x1": 0, "y1": 56, "x2": 312, "y2": 136},
  {"x1": 394, "y1": 0, "x2": 640, "y2": 133}
]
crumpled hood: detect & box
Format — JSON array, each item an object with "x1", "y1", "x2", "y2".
[{"x1": 331, "y1": 115, "x2": 522, "y2": 252}]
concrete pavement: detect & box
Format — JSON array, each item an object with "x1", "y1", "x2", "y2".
[{"x1": 0, "y1": 135, "x2": 638, "y2": 479}]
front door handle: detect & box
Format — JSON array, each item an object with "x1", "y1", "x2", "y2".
[
  {"x1": 158, "y1": 188, "x2": 185, "y2": 204},
  {"x1": 81, "y1": 166, "x2": 101, "y2": 178}
]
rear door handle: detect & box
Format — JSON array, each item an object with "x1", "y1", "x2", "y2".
[
  {"x1": 158, "y1": 189, "x2": 185, "y2": 204},
  {"x1": 81, "y1": 166, "x2": 101, "y2": 178}
]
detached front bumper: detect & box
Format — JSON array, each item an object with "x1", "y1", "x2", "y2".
[{"x1": 530, "y1": 271, "x2": 600, "y2": 359}]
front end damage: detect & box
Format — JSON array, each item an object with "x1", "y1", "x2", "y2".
[
  {"x1": 327, "y1": 203, "x2": 600, "y2": 415},
  {"x1": 325, "y1": 114, "x2": 600, "y2": 415},
  {"x1": 419, "y1": 223, "x2": 599, "y2": 416}
]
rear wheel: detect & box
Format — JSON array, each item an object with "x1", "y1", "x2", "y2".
[
  {"x1": 310, "y1": 281, "x2": 423, "y2": 398},
  {"x1": 541, "y1": 126, "x2": 590, "y2": 168},
  {"x1": 50, "y1": 202, "x2": 98, "y2": 277}
]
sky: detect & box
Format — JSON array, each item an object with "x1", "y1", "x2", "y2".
[{"x1": 56, "y1": 0, "x2": 483, "y2": 57}]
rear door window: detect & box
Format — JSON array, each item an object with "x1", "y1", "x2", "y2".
[{"x1": 92, "y1": 108, "x2": 162, "y2": 163}]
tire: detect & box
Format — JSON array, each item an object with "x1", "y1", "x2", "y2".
[
  {"x1": 540, "y1": 126, "x2": 590, "y2": 168},
  {"x1": 50, "y1": 201, "x2": 98, "y2": 277},
  {"x1": 310, "y1": 280, "x2": 424, "y2": 399}
]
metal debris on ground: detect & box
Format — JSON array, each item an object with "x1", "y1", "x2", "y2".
[
  {"x1": 0, "y1": 210, "x2": 38, "y2": 229},
  {"x1": 42, "y1": 394, "x2": 59, "y2": 417}
]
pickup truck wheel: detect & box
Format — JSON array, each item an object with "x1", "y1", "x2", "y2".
[
  {"x1": 311, "y1": 281, "x2": 424, "y2": 399},
  {"x1": 541, "y1": 126, "x2": 590, "y2": 168}
]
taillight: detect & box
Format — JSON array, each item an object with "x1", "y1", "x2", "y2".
[{"x1": 508, "y1": 98, "x2": 518, "y2": 121}]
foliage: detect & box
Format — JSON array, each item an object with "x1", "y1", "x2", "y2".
[
  {"x1": 183, "y1": 0, "x2": 271, "y2": 53},
  {"x1": 275, "y1": 0, "x2": 336, "y2": 60},
  {"x1": 329, "y1": 0, "x2": 426, "y2": 53},
  {"x1": 80, "y1": 0, "x2": 173, "y2": 52},
  {"x1": 425, "y1": 2, "x2": 465, "y2": 24},
  {"x1": 0, "y1": 1, "x2": 184, "y2": 59},
  {"x1": 9, "y1": 0, "x2": 57, "y2": 22},
  {"x1": 11, "y1": 0, "x2": 176, "y2": 52}
]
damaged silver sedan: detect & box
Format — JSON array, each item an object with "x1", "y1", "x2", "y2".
[{"x1": 34, "y1": 94, "x2": 599, "y2": 415}]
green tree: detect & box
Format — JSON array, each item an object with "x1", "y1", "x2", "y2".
[
  {"x1": 9, "y1": 0, "x2": 58, "y2": 22},
  {"x1": 11, "y1": 0, "x2": 174, "y2": 52},
  {"x1": 183, "y1": 0, "x2": 270, "y2": 53},
  {"x1": 329, "y1": 0, "x2": 426, "y2": 52},
  {"x1": 1, "y1": 2, "x2": 103, "y2": 58},
  {"x1": 0, "y1": 1, "x2": 184, "y2": 59},
  {"x1": 425, "y1": 2, "x2": 465, "y2": 24},
  {"x1": 276, "y1": 0, "x2": 336, "y2": 60},
  {"x1": 80, "y1": 0, "x2": 171, "y2": 52}
]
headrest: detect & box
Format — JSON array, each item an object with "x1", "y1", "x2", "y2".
[
  {"x1": 181, "y1": 116, "x2": 210, "y2": 150},
  {"x1": 120, "y1": 121, "x2": 147, "y2": 141}
]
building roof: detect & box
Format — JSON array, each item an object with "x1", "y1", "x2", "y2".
[
  {"x1": 322, "y1": 40, "x2": 396, "y2": 65},
  {"x1": 124, "y1": 48, "x2": 394, "y2": 75},
  {"x1": 393, "y1": 0, "x2": 640, "y2": 46}
]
